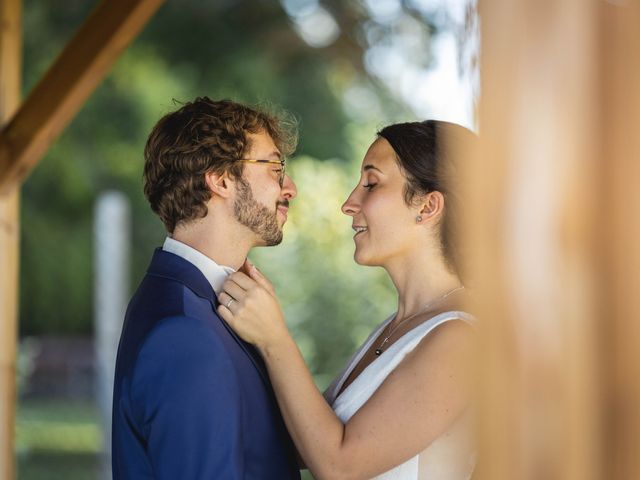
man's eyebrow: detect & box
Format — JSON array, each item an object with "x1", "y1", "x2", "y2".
[{"x1": 363, "y1": 164, "x2": 383, "y2": 173}]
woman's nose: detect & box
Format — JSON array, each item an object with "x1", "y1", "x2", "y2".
[{"x1": 341, "y1": 188, "x2": 360, "y2": 216}]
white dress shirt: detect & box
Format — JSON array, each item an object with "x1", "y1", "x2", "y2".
[{"x1": 162, "y1": 237, "x2": 235, "y2": 295}]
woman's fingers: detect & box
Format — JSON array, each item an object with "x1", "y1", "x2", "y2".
[
  {"x1": 218, "y1": 275, "x2": 268, "y2": 320},
  {"x1": 227, "y1": 271, "x2": 256, "y2": 290},
  {"x1": 222, "y1": 270, "x2": 275, "y2": 300},
  {"x1": 232, "y1": 261, "x2": 277, "y2": 297},
  {"x1": 239, "y1": 258, "x2": 255, "y2": 276},
  {"x1": 222, "y1": 279, "x2": 247, "y2": 303},
  {"x1": 217, "y1": 303, "x2": 232, "y2": 322},
  {"x1": 217, "y1": 269, "x2": 287, "y2": 349},
  {"x1": 218, "y1": 292, "x2": 238, "y2": 311},
  {"x1": 247, "y1": 265, "x2": 276, "y2": 296}
]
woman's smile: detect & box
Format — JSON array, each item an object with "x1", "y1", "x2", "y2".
[{"x1": 352, "y1": 225, "x2": 368, "y2": 238}]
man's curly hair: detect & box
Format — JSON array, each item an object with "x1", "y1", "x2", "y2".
[{"x1": 143, "y1": 97, "x2": 297, "y2": 233}]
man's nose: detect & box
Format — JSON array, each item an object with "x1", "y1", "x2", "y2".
[{"x1": 281, "y1": 174, "x2": 297, "y2": 200}]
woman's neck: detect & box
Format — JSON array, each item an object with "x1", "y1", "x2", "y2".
[{"x1": 384, "y1": 252, "x2": 463, "y2": 320}]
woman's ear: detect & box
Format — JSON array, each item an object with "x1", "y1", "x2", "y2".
[
  {"x1": 205, "y1": 171, "x2": 233, "y2": 199},
  {"x1": 417, "y1": 191, "x2": 445, "y2": 223}
]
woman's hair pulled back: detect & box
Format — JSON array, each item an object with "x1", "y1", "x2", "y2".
[{"x1": 377, "y1": 120, "x2": 476, "y2": 281}]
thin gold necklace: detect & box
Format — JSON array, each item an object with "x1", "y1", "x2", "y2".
[{"x1": 374, "y1": 286, "x2": 465, "y2": 356}]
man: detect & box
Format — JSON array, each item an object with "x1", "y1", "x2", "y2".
[{"x1": 112, "y1": 97, "x2": 300, "y2": 479}]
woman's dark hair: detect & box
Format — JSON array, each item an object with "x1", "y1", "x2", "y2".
[{"x1": 377, "y1": 120, "x2": 477, "y2": 281}]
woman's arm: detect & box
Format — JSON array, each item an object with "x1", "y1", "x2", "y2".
[{"x1": 218, "y1": 269, "x2": 474, "y2": 480}]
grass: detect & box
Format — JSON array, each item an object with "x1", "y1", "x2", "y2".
[
  {"x1": 16, "y1": 399, "x2": 103, "y2": 480},
  {"x1": 15, "y1": 398, "x2": 318, "y2": 479}
]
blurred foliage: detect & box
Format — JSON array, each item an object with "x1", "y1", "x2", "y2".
[
  {"x1": 16, "y1": 1, "x2": 446, "y2": 478},
  {"x1": 19, "y1": 0, "x2": 425, "y2": 375}
]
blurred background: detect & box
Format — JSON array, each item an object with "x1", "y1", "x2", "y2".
[{"x1": 16, "y1": 0, "x2": 477, "y2": 478}]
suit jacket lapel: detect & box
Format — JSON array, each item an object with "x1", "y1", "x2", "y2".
[
  {"x1": 148, "y1": 248, "x2": 273, "y2": 389},
  {"x1": 208, "y1": 297, "x2": 272, "y2": 388}
]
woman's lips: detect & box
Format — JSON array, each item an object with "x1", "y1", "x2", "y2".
[{"x1": 352, "y1": 226, "x2": 368, "y2": 238}]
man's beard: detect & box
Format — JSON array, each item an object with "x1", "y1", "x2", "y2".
[{"x1": 233, "y1": 177, "x2": 285, "y2": 246}]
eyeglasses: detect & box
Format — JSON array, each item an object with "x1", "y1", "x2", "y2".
[{"x1": 238, "y1": 158, "x2": 286, "y2": 187}]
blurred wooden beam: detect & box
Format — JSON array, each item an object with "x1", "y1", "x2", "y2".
[
  {"x1": 0, "y1": 0, "x2": 165, "y2": 194},
  {"x1": 0, "y1": 0, "x2": 21, "y2": 477}
]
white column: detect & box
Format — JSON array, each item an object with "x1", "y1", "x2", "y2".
[{"x1": 94, "y1": 191, "x2": 130, "y2": 478}]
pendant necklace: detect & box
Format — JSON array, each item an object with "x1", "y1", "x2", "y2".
[{"x1": 374, "y1": 285, "x2": 465, "y2": 356}]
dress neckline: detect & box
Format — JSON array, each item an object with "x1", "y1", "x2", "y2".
[{"x1": 331, "y1": 310, "x2": 475, "y2": 404}]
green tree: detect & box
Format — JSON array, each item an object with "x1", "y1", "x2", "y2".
[{"x1": 20, "y1": 0, "x2": 433, "y2": 381}]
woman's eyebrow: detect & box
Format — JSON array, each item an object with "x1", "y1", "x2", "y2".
[{"x1": 363, "y1": 164, "x2": 383, "y2": 173}]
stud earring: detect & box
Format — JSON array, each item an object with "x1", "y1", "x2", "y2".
[{"x1": 416, "y1": 215, "x2": 423, "y2": 222}]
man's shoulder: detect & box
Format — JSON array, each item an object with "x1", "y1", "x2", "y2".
[
  {"x1": 139, "y1": 314, "x2": 224, "y2": 358},
  {"x1": 117, "y1": 275, "x2": 225, "y2": 378},
  {"x1": 127, "y1": 266, "x2": 213, "y2": 320},
  {"x1": 130, "y1": 315, "x2": 239, "y2": 390},
  {"x1": 123, "y1": 315, "x2": 243, "y2": 434}
]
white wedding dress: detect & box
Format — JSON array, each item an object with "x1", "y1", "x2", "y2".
[{"x1": 323, "y1": 311, "x2": 477, "y2": 480}]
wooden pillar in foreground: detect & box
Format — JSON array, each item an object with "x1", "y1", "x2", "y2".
[
  {"x1": 601, "y1": 2, "x2": 640, "y2": 477},
  {"x1": 0, "y1": 1, "x2": 20, "y2": 478},
  {"x1": 468, "y1": 1, "x2": 640, "y2": 479}
]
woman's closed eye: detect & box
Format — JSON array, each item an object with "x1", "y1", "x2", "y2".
[{"x1": 362, "y1": 182, "x2": 377, "y2": 190}]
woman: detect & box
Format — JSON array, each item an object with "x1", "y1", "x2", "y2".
[{"x1": 218, "y1": 120, "x2": 477, "y2": 479}]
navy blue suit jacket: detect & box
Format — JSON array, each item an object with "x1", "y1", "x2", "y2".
[{"x1": 112, "y1": 249, "x2": 300, "y2": 479}]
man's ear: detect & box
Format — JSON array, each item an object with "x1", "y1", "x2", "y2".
[
  {"x1": 417, "y1": 191, "x2": 445, "y2": 222},
  {"x1": 205, "y1": 171, "x2": 233, "y2": 199}
]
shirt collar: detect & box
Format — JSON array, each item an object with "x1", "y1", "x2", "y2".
[{"x1": 162, "y1": 237, "x2": 235, "y2": 295}]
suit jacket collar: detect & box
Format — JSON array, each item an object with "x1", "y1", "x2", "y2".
[
  {"x1": 147, "y1": 248, "x2": 217, "y2": 302},
  {"x1": 147, "y1": 248, "x2": 271, "y2": 387}
]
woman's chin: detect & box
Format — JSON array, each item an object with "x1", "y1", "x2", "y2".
[{"x1": 353, "y1": 249, "x2": 376, "y2": 267}]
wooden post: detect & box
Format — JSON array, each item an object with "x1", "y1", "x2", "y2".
[
  {"x1": 601, "y1": 2, "x2": 640, "y2": 478},
  {"x1": 0, "y1": 0, "x2": 21, "y2": 477},
  {"x1": 469, "y1": 1, "x2": 640, "y2": 479},
  {"x1": 469, "y1": 0, "x2": 602, "y2": 479},
  {"x1": 0, "y1": 0, "x2": 164, "y2": 476}
]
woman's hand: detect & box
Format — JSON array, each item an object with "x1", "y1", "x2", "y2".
[{"x1": 217, "y1": 259, "x2": 289, "y2": 351}]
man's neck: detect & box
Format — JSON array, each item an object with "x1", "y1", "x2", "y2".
[{"x1": 171, "y1": 220, "x2": 253, "y2": 271}]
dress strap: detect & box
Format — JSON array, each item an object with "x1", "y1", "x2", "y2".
[
  {"x1": 330, "y1": 310, "x2": 477, "y2": 422},
  {"x1": 325, "y1": 311, "x2": 475, "y2": 405},
  {"x1": 387, "y1": 311, "x2": 476, "y2": 357}
]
